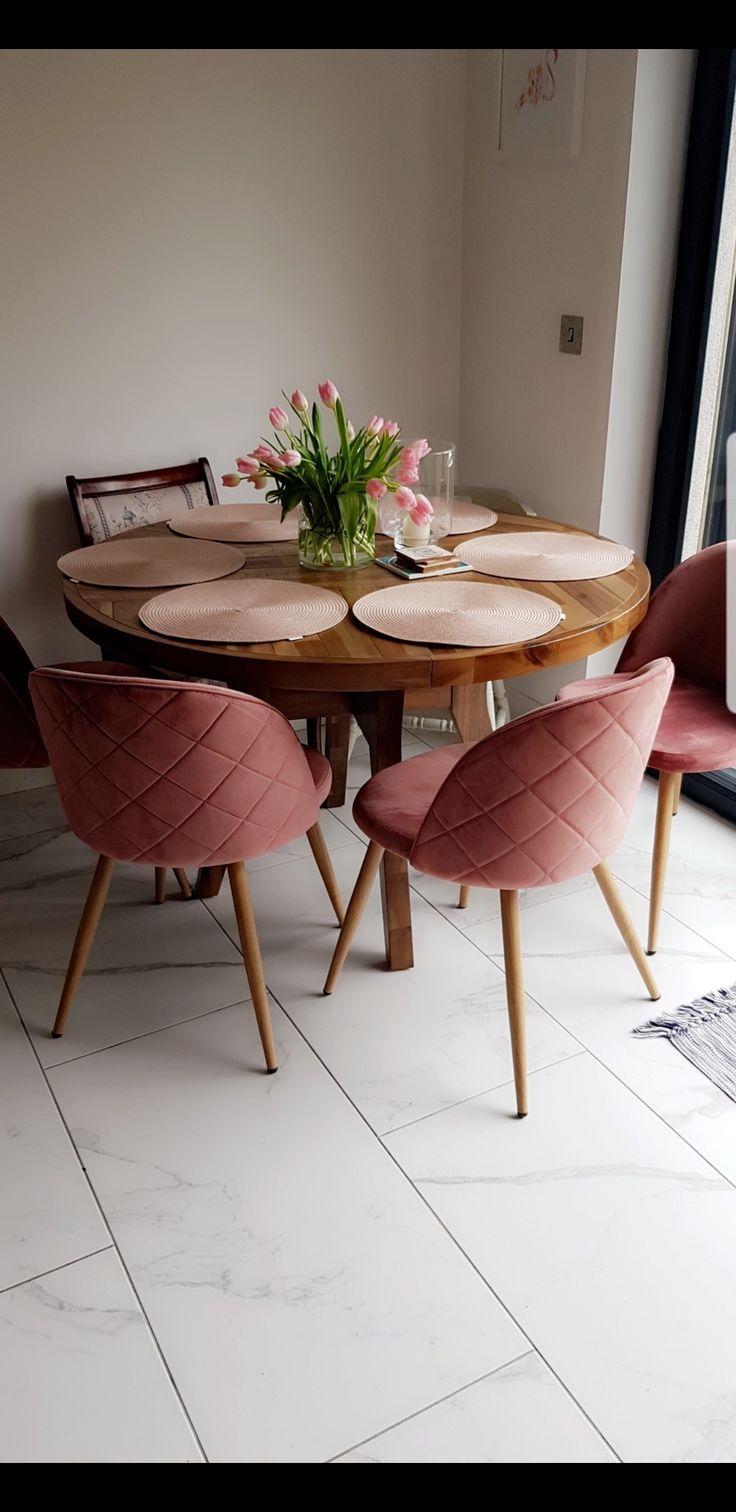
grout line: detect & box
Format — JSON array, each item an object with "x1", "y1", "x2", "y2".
[
  {"x1": 203, "y1": 890, "x2": 626, "y2": 1468},
  {"x1": 0, "y1": 1245, "x2": 114, "y2": 1298},
  {"x1": 608, "y1": 864, "x2": 736, "y2": 968},
  {"x1": 326, "y1": 1349, "x2": 536, "y2": 1461},
  {"x1": 44, "y1": 996, "x2": 254, "y2": 1069},
  {"x1": 379, "y1": 1050, "x2": 587, "y2": 1139},
  {"x1": 0, "y1": 965, "x2": 209, "y2": 1465}
]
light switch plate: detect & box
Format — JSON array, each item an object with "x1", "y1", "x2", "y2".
[{"x1": 559, "y1": 314, "x2": 583, "y2": 355}]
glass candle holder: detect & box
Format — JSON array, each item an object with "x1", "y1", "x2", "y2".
[{"x1": 392, "y1": 440, "x2": 455, "y2": 548}]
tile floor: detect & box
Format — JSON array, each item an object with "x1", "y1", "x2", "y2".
[{"x1": 1, "y1": 727, "x2": 736, "y2": 1463}]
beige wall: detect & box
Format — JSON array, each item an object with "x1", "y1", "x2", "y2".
[
  {"x1": 459, "y1": 49, "x2": 638, "y2": 533},
  {"x1": 0, "y1": 48, "x2": 466, "y2": 667}
]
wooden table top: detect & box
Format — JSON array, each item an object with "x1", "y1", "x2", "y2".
[{"x1": 62, "y1": 513, "x2": 650, "y2": 695}]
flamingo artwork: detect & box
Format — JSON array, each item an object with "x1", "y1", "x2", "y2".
[{"x1": 515, "y1": 48, "x2": 559, "y2": 111}]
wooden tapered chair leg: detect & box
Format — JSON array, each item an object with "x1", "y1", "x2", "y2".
[
  {"x1": 227, "y1": 861, "x2": 278, "y2": 1073},
  {"x1": 154, "y1": 867, "x2": 166, "y2": 904},
  {"x1": 593, "y1": 861, "x2": 660, "y2": 1001},
  {"x1": 52, "y1": 855, "x2": 116, "y2": 1038},
  {"x1": 306, "y1": 823, "x2": 345, "y2": 924},
  {"x1": 324, "y1": 841, "x2": 384, "y2": 996},
  {"x1": 499, "y1": 890, "x2": 528, "y2": 1117},
  {"x1": 648, "y1": 770, "x2": 680, "y2": 955},
  {"x1": 458, "y1": 885, "x2": 470, "y2": 909},
  {"x1": 173, "y1": 868, "x2": 192, "y2": 900},
  {"x1": 671, "y1": 773, "x2": 683, "y2": 816}
]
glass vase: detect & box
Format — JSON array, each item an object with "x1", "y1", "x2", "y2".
[
  {"x1": 296, "y1": 496, "x2": 376, "y2": 570},
  {"x1": 385, "y1": 441, "x2": 456, "y2": 549}
]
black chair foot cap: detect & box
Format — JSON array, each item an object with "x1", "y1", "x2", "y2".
[
  {"x1": 51, "y1": 1031, "x2": 62, "y2": 1039},
  {"x1": 267, "y1": 1066, "x2": 278, "y2": 1075}
]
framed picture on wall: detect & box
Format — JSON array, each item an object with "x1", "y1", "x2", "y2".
[{"x1": 496, "y1": 49, "x2": 587, "y2": 157}]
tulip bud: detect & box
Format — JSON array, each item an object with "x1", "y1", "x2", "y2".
[
  {"x1": 395, "y1": 486, "x2": 417, "y2": 512},
  {"x1": 291, "y1": 389, "x2": 309, "y2": 414},
  {"x1": 366, "y1": 478, "x2": 387, "y2": 501},
  {"x1": 269, "y1": 406, "x2": 289, "y2": 430},
  {"x1": 221, "y1": 473, "x2": 242, "y2": 488},
  {"x1": 318, "y1": 380, "x2": 339, "y2": 409}
]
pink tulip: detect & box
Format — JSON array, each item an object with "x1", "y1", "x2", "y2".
[
  {"x1": 395, "y1": 486, "x2": 417, "y2": 512},
  {"x1": 221, "y1": 473, "x2": 242, "y2": 488},
  {"x1": 280, "y1": 449, "x2": 300, "y2": 467},
  {"x1": 236, "y1": 454, "x2": 260, "y2": 476},
  {"x1": 397, "y1": 463, "x2": 420, "y2": 486},
  {"x1": 413, "y1": 438, "x2": 431, "y2": 459},
  {"x1": 291, "y1": 389, "x2": 309, "y2": 414},
  {"x1": 252, "y1": 444, "x2": 279, "y2": 464},
  {"x1": 366, "y1": 415, "x2": 384, "y2": 436},
  {"x1": 399, "y1": 445, "x2": 418, "y2": 468},
  {"x1": 252, "y1": 472, "x2": 268, "y2": 490},
  {"x1": 269, "y1": 405, "x2": 289, "y2": 430},
  {"x1": 318, "y1": 379, "x2": 339, "y2": 409},
  {"x1": 366, "y1": 478, "x2": 387, "y2": 501},
  {"x1": 382, "y1": 420, "x2": 400, "y2": 438},
  {"x1": 412, "y1": 493, "x2": 434, "y2": 523}
]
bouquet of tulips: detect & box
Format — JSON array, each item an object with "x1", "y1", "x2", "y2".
[{"x1": 223, "y1": 380, "x2": 433, "y2": 568}]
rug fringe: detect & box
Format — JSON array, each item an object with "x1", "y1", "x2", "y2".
[{"x1": 634, "y1": 983, "x2": 736, "y2": 1039}]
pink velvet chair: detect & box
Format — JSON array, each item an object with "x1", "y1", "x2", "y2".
[
  {"x1": 324, "y1": 659, "x2": 673, "y2": 1116},
  {"x1": 29, "y1": 668, "x2": 343, "y2": 1070},
  {"x1": 0, "y1": 615, "x2": 190, "y2": 904},
  {"x1": 561, "y1": 542, "x2": 736, "y2": 953}
]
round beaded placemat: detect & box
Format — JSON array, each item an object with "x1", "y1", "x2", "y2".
[
  {"x1": 168, "y1": 503, "x2": 299, "y2": 544},
  {"x1": 459, "y1": 530, "x2": 633, "y2": 581},
  {"x1": 139, "y1": 578, "x2": 348, "y2": 643},
  {"x1": 57, "y1": 536, "x2": 246, "y2": 588},
  {"x1": 352, "y1": 580, "x2": 563, "y2": 647}
]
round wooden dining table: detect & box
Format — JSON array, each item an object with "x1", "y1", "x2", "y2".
[{"x1": 62, "y1": 512, "x2": 650, "y2": 972}]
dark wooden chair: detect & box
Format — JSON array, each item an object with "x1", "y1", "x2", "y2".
[{"x1": 67, "y1": 459, "x2": 219, "y2": 547}]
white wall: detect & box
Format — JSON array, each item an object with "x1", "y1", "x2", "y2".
[
  {"x1": 599, "y1": 49, "x2": 695, "y2": 559},
  {"x1": 458, "y1": 48, "x2": 694, "y2": 708},
  {"x1": 459, "y1": 49, "x2": 638, "y2": 533},
  {"x1": 0, "y1": 48, "x2": 466, "y2": 668}
]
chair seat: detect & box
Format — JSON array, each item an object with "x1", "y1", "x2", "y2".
[
  {"x1": 649, "y1": 678, "x2": 736, "y2": 773},
  {"x1": 304, "y1": 746, "x2": 332, "y2": 805},
  {"x1": 353, "y1": 742, "x2": 471, "y2": 856}
]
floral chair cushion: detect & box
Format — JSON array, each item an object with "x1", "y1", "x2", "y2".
[{"x1": 81, "y1": 481, "x2": 210, "y2": 544}]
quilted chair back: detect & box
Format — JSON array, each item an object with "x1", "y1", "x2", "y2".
[
  {"x1": 410, "y1": 659, "x2": 674, "y2": 890},
  {"x1": 0, "y1": 615, "x2": 48, "y2": 768},
  {"x1": 618, "y1": 542, "x2": 728, "y2": 688},
  {"x1": 29, "y1": 668, "x2": 322, "y2": 867}
]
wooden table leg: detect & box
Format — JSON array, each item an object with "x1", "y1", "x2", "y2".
[
  {"x1": 353, "y1": 690, "x2": 413, "y2": 972},
  {"x1": 451, "y1": 682, "x2": 494, "y2": 742},
  {"x1": 196, "y1": 864, "x2": 226, "y2": 899},
  {"x1": 324, "y1": 714, "x2": 352, "y2": 807}
]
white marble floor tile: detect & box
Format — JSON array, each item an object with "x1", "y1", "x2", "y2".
[
  {"x1": 245, "y1": 807, "x2": 358, "y2": 872},
  {"x1": 0, "y1": 977, "x2": 108, "y2": 1291},
  {"x1": 409, "y1": 869, "x2": 594, "y2": 932},
  {"x1": 335, "y1": 1351, "x2": 614, "y2": 1462},
  {"x1": 0, "y1": 1249, "x2": 201, "y2": 1462},
  {"x1": 463, "y1": 876, "x2": 736, "y2": 1186},
  {"x1": 0, "y1": 783, "x2": 65, "y2": 842},
  {"x1": 387, "y1": 1053, "x2": 736, "y2": 1464},
  {"x1": 0, "y1": 832, "x2": 249, "y2": 1066},
  {"x1": 610, "y1": 780, "x2": 736, "y2": 960},
  {"x1": 262, "y1": 873, "x2": 579, "y2": 1134},
  {"x1": 48, "y1": 1003, "x2": 525, "y2": 1463}
]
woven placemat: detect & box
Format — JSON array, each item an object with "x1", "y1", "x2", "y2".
[
  {"x1": 459, "y1": 530, "x2": 633, "y2": 581},
  {"x1": 139, "y1": 578, "x2": 348, "y2": 644},
  {"x1": 445, "y1": 499, "x2": 498, "y2": 535},
  {"x1": 168, "y1": 503, "x2": 299, "y2": 544},
  {"x1": 377, "y1": 498, "x2": 498, "y2": 538},
  {"x1": 352, "y1": 580, "x2": 563, "y2": 647},
  {"x1": 58, "y1": 536, "x2": 246, "y2": 588}
]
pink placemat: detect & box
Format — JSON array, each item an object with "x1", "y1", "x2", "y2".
[
  {"x1": 352, "y1": 580, "x2": 563, "y2": 648},
  {"x1": 445, "y1": 499, "x2": 498, "y2": 535},
  {"x1": 377, "y1": 498, "x2": 497, "y2": 538},
  {"x1": 459, "y1": 530, "x2": 634, "y2": 581},
  {"x1": 168, "y1": 504, "x2": 299, "y2": 544},
  {"x1": 139, "y1": 579, "x2": 348, "y2": 644},
  {"x1": 57, "y1": 536, "x2": 246, "y2": 588}
]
